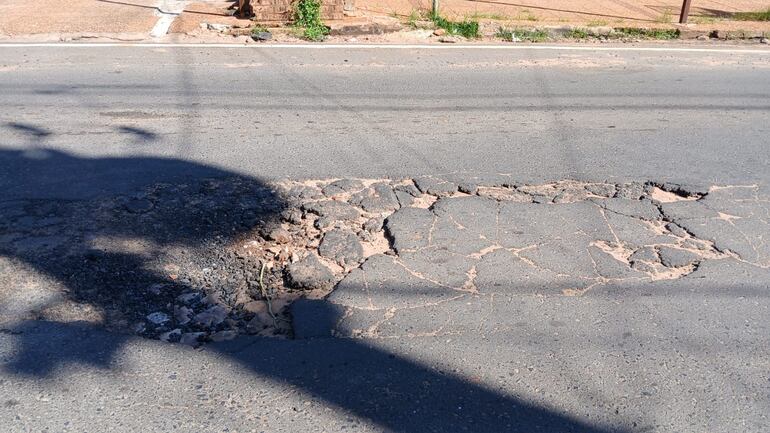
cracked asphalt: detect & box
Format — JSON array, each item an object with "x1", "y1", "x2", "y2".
[{"x1": 1, "y1": 46, "x2": 770, "y2": 432}]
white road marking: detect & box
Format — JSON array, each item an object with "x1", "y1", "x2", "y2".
[
  {"x1": 149, "y1": 0, "x2": 188, "y2": 38},
  {"x1": 0, "y1": 43, "x2": 768, "y2": 54}
]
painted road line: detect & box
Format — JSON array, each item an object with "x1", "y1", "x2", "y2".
[{"x1": 0, "y1": 43, "x2": 768, "y2": 54}]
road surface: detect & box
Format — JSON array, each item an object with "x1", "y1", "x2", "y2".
[{"x1": 0, "y1": 44, "x2": 769, "y2": 433}]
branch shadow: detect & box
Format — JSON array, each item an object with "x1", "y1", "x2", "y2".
[{"x1": 0, "y1": 142, "x2": 627, "y2": 433}]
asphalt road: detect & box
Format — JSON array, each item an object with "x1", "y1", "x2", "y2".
[
  {"x1": 1, "y1": 44, "x2": 769, "y2": 433},
  {"x1": 1, "y1": 44, "x2": 769, "y2": 199}
]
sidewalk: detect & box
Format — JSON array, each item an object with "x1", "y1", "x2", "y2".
[
  {"x1": 1, "y1": 0, "x2": 768, "y2": 41},
  {"x1": 361, "y1": 0, "x2": 770, "y2": 30}
]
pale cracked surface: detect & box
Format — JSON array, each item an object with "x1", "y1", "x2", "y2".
[{"x1": 289, "y1": 179, "x2": 770, "y2": 339}]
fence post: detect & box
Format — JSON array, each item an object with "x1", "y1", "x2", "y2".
[
  {"x1": 432, "y1": 0, "x2": 439, "y2": 17},
  {"x1": 679, "y1": 0, "x2": 693, "y2": 23}
]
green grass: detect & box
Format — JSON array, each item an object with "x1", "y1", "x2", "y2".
[
  {"x1": 613, "y1": 27, "x2": 679, "y2": 40},
  {"x1": 564, "y1": 28, "x2": 590, "y2": 39},
  {"x1": 251, "y1": 25, "x2": 268, "y2": 35},
  {"x1": 691, "y1": 16, "x2": 719, "y2": 24},
  {"x1": 496, "y1": 27, "x2": 549, "y2": 42},
  {"x1": 733, "y1": 8, "x2": 770, "y2": 21},
  {"x1": 432, "y1": 15, "x2": 480, "y2": 38},
  {"x1": 293, "y1": 0, "x2": 329, "y2": 41},
  {"x1": 465, "y1": 12, "x2": 510, "y2": 21}
]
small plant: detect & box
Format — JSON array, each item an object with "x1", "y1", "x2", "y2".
[
  {"x1": 294, "y1": 0, "x2": 329, "y2": 41},
  {"x1": 466, "y1": 12, "x2": 509, "y2": 21},
  {"x1": 565, "y1": 28, "x2": 589, "y2": 39},
  {"x1": 733, "y1": 8, "x2": 770, "y2": 21},
  {"x1": 613, "y1": 27, "x2": 679, "y2": 40},
  {"x1": 691, "y1": 16, "x2": 719, "y2": 24},
  {"x1": 251, "y1": 25, "x2": 268, "y2": 35},
  {"x1": 432, "y1": 15, "x2": 480, "y2": 38},
  {"x1": 496, "y1": 27, "x2": 549, "y2": 42}
]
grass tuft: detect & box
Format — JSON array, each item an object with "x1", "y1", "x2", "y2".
[
  {"x1": 564, "y1": 28, "x2": 589, "y2": 39},
  {"x1": 294, "y1": 0, "x2": 329, "y2": 41},
  {"x1": 496, "y1": 27, "x2": 549, "y2": 42},
  {"x1": 432, "y1": 15, "x2": 480, "y2": 38},
  {"x1": 613, "y1": 27, "x2": 679, "y2": 40},
  {"x1": 733, "y1": 8, "x2": 770, "y2": 21}
]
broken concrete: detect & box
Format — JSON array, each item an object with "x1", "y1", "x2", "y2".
[{"x1": 2, "y1": 176, "x2": 768, "y2": 346}]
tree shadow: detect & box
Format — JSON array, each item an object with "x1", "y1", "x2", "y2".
[{"x1": 0, "y1": 142, "x2": 628, "y2": 433}]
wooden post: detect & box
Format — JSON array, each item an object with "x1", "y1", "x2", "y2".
[
  {"x1": 679, "y1": 0, "x2": 693, "y2": 24},
  {"x1": 432, "y1": 0, "x2": 439, "y2": 18}
]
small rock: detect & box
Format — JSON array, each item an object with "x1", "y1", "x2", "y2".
[
  {"x1": 433, "y1": 28, "x2": 447, "y2": 36},
  {"x1": 176, "y1": 292, "x2": 202, "y2": 305},
  {"x1": 303, "y1": 200, "x2": 360, "y2": 221},
  {"x1": 665, "y1": 222, "x2": 689, "y2": 238},
  {"x1": 394, "y1": 190, "x2": 414, "y2": 208},
  {"x1": 438, "y1": 36, "x2": 460, "y2": 43},
  {"x1": 286, "y1": 254, "x2": 336, "y2": 290},
  {"x1": 210, "y1": 330, "x2": 238, "y2": 342},
  {"x1": 761, "y1": 38, "x2": 769, "y2": 44},
  {"x1": 426, "y1": 182, "x2": 458, "y2": 197},
  {"x1": 314, "y1": 216, "x2": 339, "y2": 230},
  {"x1": 413, "y1": 177, "x2": 440, "y2": 193},
  {"x1": 159, "y1": 328, "x2": 182, "y2": 343},
  {"x1": 350, "y1": 183, "x2": 400, "y2": 213},
  {"x1": 146, "y1": 312, "x2": 170, "y2": 326},
  {"x1": 193, "y1": 305, "x2": 229, "y2": 327},
  {"x1": 179, "y1": 332, "x2": 206, "y2": 346},
  {"x1": 393, "y1": 183, "x2": 421, "y2": 197},
  {"x1": 363, "y1": 216, "x2": 384, "y2": 233},
  {"x1": 207, "y1": 23, "x2": 232, "y2": 32},
  {"x1": 477, "y1": 187, "x2": 530, "y2": 202},
  {"x1": 457, "y1": 182, "x2": 478, "y2": 195},
  {"x1": 629, "y1": 247, "x2": 658, "y2": 264},
  {"x1": 616, "y1": 182, "x2": 645, "y2": 200},
  {"x1": 585, "y1": 183, "x2": 616, "y2": 197},
  {"x1": 696, "y1": 34, "x2": 709, "y2": 41},
  {"x1": 251, "y1": 31, "x2": 272, "y2": 41},
  {"x1": 322, "y1": 179, "x2": 364, "y2": 196},
  {"x1": 318, "y1": 229, "x2": 364, "y2": 266},
  {"x1": 174, "y1": 305, "x2": 193, "y2": 325},
  {"x1": 287, "y1": 185, "x2": 322, "y2": 200},
  {"x1": 267, "y1": 227, "x2": 291, "y2": 244},
  {"x1": 658, "y1": 246, "x2": 700, "y2": 268},
  {"x1": 282, "y1": 208, "x2": 303, "y2": 224}
]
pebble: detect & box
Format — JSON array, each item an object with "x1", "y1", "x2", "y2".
[
  {"x1": 159, "y1": 328, "x2": 182, "y2": 343},
  {"x1": 193, "y1": 305, "x2": 229, "y2": 327},
  {"x1": 174, "y1": 305, "x2": 193, "y2": 325},
  {"x1": 286, "y1": 253, "x2": 336, "y2": 290},
  {"x1": 267, "y1": 227, "x2": 291, "y2": 244},
  {"x1": 146, "y1": 312, "x2": 170, "y2": 325}
]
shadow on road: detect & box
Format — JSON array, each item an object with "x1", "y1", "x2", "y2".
[{"x1": 0, "y1": 131, "x2": 627, "y2": 432}]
